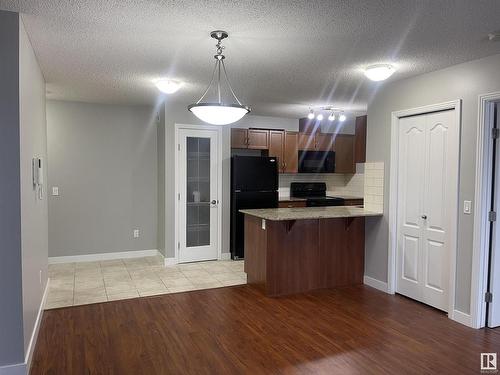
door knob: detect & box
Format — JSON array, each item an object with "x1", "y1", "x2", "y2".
[
  {"x1": 211, "y1": 199, "x2": 218, "y2": 205},
  {"x1": 421, "y1": 215, "x2": 427, "y2": 220}
]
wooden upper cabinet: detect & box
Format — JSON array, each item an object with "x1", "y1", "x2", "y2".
[
  {"x1": 354, "y1": 115, "x2": 367, "y2": 163},
  {"x1": 231, "y1": 128, "x2": 248, "y2": 149},
  {"x1": 268, "y1": 130, "x2": 285, "y2": 172},
  {"x1": 298, "y1": 132, "x2": 315, "y2": 150},
  {"x1": 247, "y1": 129, "x2": 269, "y2": 150},
  {"x1": 316, "y1": 134, "x2": 334, "y2": 151},
  {"x1": 283, "y1": 131, "x2": 298, "y2": 173},
  {"x1": 334, "y1": 135, "x2": 355, "y2": 174}
]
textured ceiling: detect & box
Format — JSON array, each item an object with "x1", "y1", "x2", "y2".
[{"x1": 2, "y1": 0, "x2": 500, "y2": 118}]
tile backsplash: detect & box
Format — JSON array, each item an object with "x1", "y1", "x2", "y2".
[
  {"x1": 279, "y1": 172, "x2": 364, "y2": 198},
  {"x1": 364, "y1": 162, "x2": 384, "y2": 213}
]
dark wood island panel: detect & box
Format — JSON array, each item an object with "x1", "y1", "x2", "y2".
[{"x1": 244, "y1": 214, "x2": 365, "y2": 296}]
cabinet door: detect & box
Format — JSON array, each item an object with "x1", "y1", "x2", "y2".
[
  {"x1": 334, "y1": 135, "x2": 355, "y2": 173},
  {"x1": 354, "y1": 115, "x2": 367, "y2": 163},
  {"x1": 283, "y1": 131, "x2": 299, "y2": 173},
  {"x1": 268, "y1": 130, "x2": 285, "y2": 172},
  {"x1": 298, "y1": 132, "x2": 315, "y2": 150},
  {"x1": 248, "y1": 129, "x2": 269, "y2": 150},
  {"x1": 231, "y1": 128, "x2": 248, "y2": 149},
  {"x1": 316, "y1": 134, "x2": 334, "y2": 151}
]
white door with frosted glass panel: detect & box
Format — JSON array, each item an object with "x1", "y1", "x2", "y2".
[
  {"x1": 396, "y1": 110, "x2": 456, "y2": 311},
  {"x1": 178, "y1": 129, "x2": 219, "y2": 263}
]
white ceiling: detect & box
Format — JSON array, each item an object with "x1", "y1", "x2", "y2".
[{"x1": 2, "y1": 0, "x2": 500, "y2": 118}]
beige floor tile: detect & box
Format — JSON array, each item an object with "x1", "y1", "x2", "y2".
[
  {"x1": 75, "y1": 261, "x2": 101, "y2": 270},
  {"x1": 49, "y1": 278, "x2": 74, "y2": 289},
  {"x1": 213, "y1": 272, "x2": 244, "y2": 282},
  {"x1": 181, "y1": 269, "x2": 211, "y2": 278},
  {"x1": 75, "y1": 268, "x2": 102, "y2": 277},
  {"x1": 101, "y1": 264, "x2": 128, "y2": 273},
  {"x1": 75, "y1": 278, "x2": 105, "y2": 291},
  {"x1": 134, "y1": 279, "x2": 165, "y2": 290},
  {"x1": 191, "y1": 282, "x2": 223, "y2": 290},
  {"x1": 138, "y1": 286, "x2": 168, "y2": 297},
  {"x1": 48, "y1": 269, "x2": 75, "y2": 279},
  {"x1": 47, "y1": 290, "x2": 74, "y2": 303},
  {"x1": 45, "y1": 299, "x2": 74, "y2": 309},
  {"x1": 100, "y1": 259, "x2": 124, "y2": 267},
  {"x1": 167, "y1": 285, "x2": 198, "y2": 294},
  {"x1": 74, "y1": 295, "x2": 108, "y2": 305},
  {"x1": 103, "y1": 271, "x2": 132, "y2": 282},
  {"x1": 177, "y1": 263, "x2": 204, "y2": 271},
  {"x1": 146, "y1": 256, "x2": 165, "y2": 266},
  {"x1": 49, "y1": 263, "x2": 75, "y2": 272},
  {"x1": 220, "y1": 278, "x2": 247, "y2": 287},
  {"x1": 107, "y1": 290, "x2": 139, "y2": 301},
  {"x1": 74, "y1": 287, "x2": 107, "y2": 305},
  {"x1": 129, "y1": 269, "x2": 160, "y2": 280},
  {"x1": 161, "y1": 277, "x2": 193, "y2": 288},
  {"x1": 104, "y1": 280, "x2": 136, "y2": 294},
  {"x1": 187, "y1": 276, "x2": 220, "y2": 286},
  {"x1": 156, "y1": 268, "x2": 183, "y2": 279}
]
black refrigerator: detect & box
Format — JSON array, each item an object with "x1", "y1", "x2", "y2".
[{"x1": 230, "y1": 156, "x2": 279, "y2": 260}]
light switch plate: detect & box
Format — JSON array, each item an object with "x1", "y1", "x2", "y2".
[
  {"x1": 133, "y1": 229, "x2": 140, "y2": 238},
  {"x1": 463, "y1": 200, "x2": 472, "y2": 214},
  {"x1": 51, "y1": 186, "x2": 59, "y2": 196}
]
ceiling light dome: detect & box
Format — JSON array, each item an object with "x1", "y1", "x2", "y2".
[
  {"x1": 155, "y1": 79, "x2": 182, "y2": 94},
  {"x1": 188, "y1": 30, "x2": 250, "y2": 125},
  {"x1": 364, "y1": 64, "x2": 396, "y2": 81}
]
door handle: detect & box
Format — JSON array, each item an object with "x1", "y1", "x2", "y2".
[
  {"x1": 211, "y1": 199, "x2": 218, "y2": 206},
  {"x1": 421, "y1": 215, "x2": 427, "y2": 220}
]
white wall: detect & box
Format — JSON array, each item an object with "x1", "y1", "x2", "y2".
[
  {"x1": 366, "y1": 52, "x2": 500, "y2": 315},
  {"x1": 46, "y1": 101, "x2": 158, "y2": 257},
  {"x1": 19, "y1": 17, "x2": 48, "y2": 361}
]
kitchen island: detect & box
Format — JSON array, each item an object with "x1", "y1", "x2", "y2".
[{"x1": 240, "y1": 206, "x2": 382, "y2": 297}]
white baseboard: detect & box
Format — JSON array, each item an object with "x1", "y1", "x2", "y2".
[
  {"x1": 219, "y1": 252, "x2": 231, "y2": 261},
  {"x1": 164, "y1": 257, "x2": 177, "y2": 266},
  {"x1": 48, "y1": 249, "x2": 159, "y2": 264},
  {"x1": 450, "y1": 309, "x2": 474, "y2": 328},
  {"x1": 0, "y1": 363, "x2": 26, "y2": 375},
  {"x1": 363, "y1": 276, "x2": 389, "y2": 293},
  {"x1": 0, "y1": 279, "x2": 50, "y2": 375},
  {"x1": 25, "y1": 278, "x2": 49, "y2": 373}
]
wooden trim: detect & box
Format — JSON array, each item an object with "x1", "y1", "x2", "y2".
[
  {"x1": 471, "y1": 92, "x2": 500, "y2": 329},
  {"x1": 363, "y1": 276, "x2": 388, "y2": 292},
  {"x1": 388, "y1": 100, "x2": 462, "y2": 324}
]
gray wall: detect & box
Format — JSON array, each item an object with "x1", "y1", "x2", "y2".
[
  {"x1": 0, "y1": 10, "x2": 24, "y2": 368},
  {"x1": 366, "y1": 52, "x2": 500, "y2": 314},
  {"x1": 47, "y1": 101, "x2": 158, "y2": 257},
  {"x1": 19, "y1": 17, "x2": 48, "y2": 356}
]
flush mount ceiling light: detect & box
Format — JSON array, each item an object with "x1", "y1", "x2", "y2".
[
  {"x1": 188, "y1": 30, "x2": 250, "y2": 125},
  {"x1": 364, "y1": 64, "x2": 396, "y2": 81},
  {"x1": 155, "y1": 79, "x2": 182, "y2": 94}
]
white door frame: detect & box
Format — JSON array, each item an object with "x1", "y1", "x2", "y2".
[
  {"x1": 174, "y1": 123, "x2": 223, "y2": 263},
  {"x1": 471, "y1": 92, "x2": 500, "y2": 329},
  {"x1": 388, "y1": 100, "x2": 461, "y2": 322}
]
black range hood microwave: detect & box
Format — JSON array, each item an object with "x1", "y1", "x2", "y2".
[{"x1": 298, "y1": 150, "x2": 335, "y2": 173}]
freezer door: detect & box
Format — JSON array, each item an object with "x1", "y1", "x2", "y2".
[{"x1": 230, "y1": 191, "x2": 278, "y2": 259}]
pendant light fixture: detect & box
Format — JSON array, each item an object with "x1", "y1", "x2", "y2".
[{"x1": 188, "y1": 30, "x2": 250, "y2": 125}]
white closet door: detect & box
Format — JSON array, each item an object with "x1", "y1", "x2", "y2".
[
  {"x1": 421, "y1": 111, "x2": 454, "y2": 311},
  {"x1": 397, "y1": 115, "x2": 426, "y2": 300},
  {"x1": 396, "y1": 110, "x2": 456, "y2": 311}
]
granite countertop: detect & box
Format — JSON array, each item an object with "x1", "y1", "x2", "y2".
[
  {"x1": 240, "y1": 206, "x2": 382, "y2": 221},
  {"x1": 278, "y1": 194, "x2": 363, "y2": 202}
]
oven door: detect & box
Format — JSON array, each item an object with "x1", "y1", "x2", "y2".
[{"x1": 298, "y1": 151, "x2": 335, "y2": 173}]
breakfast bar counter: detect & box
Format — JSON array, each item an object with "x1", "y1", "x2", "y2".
[{"x1": 240, "y1": 207, "x2": 382, "y2": 297}]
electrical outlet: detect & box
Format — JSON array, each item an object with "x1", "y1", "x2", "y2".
[
  {"x1": 133, "y1": 229, "x2": 140, "y2": 238},
  {"x1": 52, "y1": 186, "x2": 59, "y2": 196}
]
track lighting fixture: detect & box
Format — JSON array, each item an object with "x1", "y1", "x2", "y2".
[{"x1": 307, "y1": 109, "x2": 315, "y2": 120}]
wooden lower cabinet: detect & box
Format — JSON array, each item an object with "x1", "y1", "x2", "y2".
[{"x1": 244, "y1": 215, "x2": 365, "y2": 296}]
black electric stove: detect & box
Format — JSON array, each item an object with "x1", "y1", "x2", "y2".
[{"x1": 290, "y1": 182, "x2": 345, "y2": 207}]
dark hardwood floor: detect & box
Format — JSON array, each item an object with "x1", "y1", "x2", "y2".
[{"x1": 31, "y1": 285, "x2": 500, "y2": 375}]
